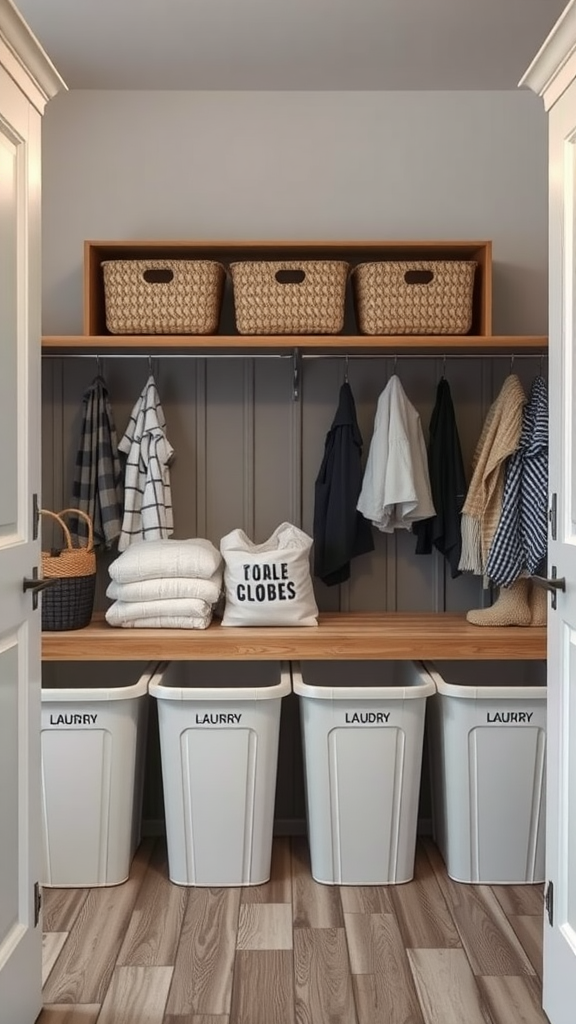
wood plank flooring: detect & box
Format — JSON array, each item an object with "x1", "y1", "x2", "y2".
[{"x1": 38, "y1": 835, "x2": 550, "y2": 1024}]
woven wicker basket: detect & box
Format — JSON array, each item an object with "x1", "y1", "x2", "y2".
[
  {"x1": 102, "y1": 259, "x2": 226, "y2": 335},
  {"x1": 230, "y1": 260, "x2": 349, "y2": 335},
  {"x1": 352, "y1": 260, "x2": 477, "y2": 335},
  {"x1": 41, "y1": 509, "x2": 96, "y2": 631}
]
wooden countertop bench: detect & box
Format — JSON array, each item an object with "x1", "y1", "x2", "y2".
[{"x1": 41, "y1": 613, "x2": 547, "y2": 661}]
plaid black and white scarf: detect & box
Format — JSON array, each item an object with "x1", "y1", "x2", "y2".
[{"x1": 70, "y1": 375, "x2": 123, "y2": 548}]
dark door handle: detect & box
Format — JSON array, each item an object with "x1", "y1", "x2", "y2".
[
  {"x1": 531, "y1": 574, "x2": 566, "y2": 593},
  {"x1": 531, "y1": 568, "x2": 566, "y2": 610},
  {"x1": 23, "y1": 568, "x2": 56, "y2": 610},
  {"x1": 23, "y1": 576, "x2": 56, "y2": 594}
]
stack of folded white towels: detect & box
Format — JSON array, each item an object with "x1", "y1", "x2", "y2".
[{"x1": 105, "y1": 538, "x2": 223, "y2": 629}]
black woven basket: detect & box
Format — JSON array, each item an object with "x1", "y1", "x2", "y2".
[{"x1": 41, "y1": 575, "x2": 97, "y2": 632}]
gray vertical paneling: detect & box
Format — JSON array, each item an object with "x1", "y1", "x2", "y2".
[
  {"x1": 289, "y1": 355, "x2": 303, "y2": 529},
  {"x1": 38, "y1": 350, "x2": 537, "y2": 602},
  {"x1": 204, "y1": 358, "x2": 253, "y2": 544},
  {"x1": 155, "y1": 356, "x2": 198, "y2": 540},
  {"x1": 254, "y1": 358, "x2": 295, "y2": 542},
  {"x1": 242, "y1": 360, "x2": 255, "y2": 537},
  {"x1": 41, "y1": 352, "x2": 541, "y2": 834},
  {"x1": 195, "y1": 359, "x2": 208, "y2": 537}
]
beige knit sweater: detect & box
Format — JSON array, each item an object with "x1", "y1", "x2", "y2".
[{"x1": 459, "y1": 374, "x2": 526, "y2": 576}]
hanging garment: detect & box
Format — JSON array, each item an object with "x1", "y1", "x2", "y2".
[
  {"x1": 118, "y1": 375, "x2": 174, "y2": 551},
  {"x1": 485, "y1": 375, "x2": 548, "y2": 586},
  {"x1": 313, "y1": 381, "x2": 374, "y2": 585},
  {"x1": 70, "y1": 375, "x2": 123, "y2": 548},
  {"x1": 357, "y1": 375, "x2": 435, "y2": 533},
  {"x1": 458, "y1": 374, "x2": 526, "y2": 576},
  {"x1": 413, "y1": 377, "x2": 467, "y2": 578}
]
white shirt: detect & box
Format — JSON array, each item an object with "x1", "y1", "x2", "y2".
[
  {"x1": 357, "y1": 375, "x2": 435, "y2": 532},
  {"x1": 118, "y1": 375, "x2": 174, "y2": 551}
]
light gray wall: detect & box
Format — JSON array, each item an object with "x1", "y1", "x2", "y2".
[
  {"x1": 41, "y1": 89, "x2": 548, "y2": 335},
  {"x1": 40, "y1": 89, "x2": 550, "y2": 832}
]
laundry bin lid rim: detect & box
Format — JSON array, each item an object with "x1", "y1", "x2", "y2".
[
  {"x1": 148, "y1": 660, "x2": 292, "y2": 701},
  {"x1": 291, "y1": 661, "x2": 435, "y2": 701},
  {"x1": 423, "y1": 662, "x2": 547, "y2": 700},
  {"x1": 41, "y1": 662, "x2": 157, "y2": 702}
]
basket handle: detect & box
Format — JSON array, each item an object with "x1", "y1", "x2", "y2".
[
  {"x1": 275, "y1": 268, "x2": 306, "y2": 285},
  {"x1": 40, "y1": 508, "x2": 94, "y2": 552},
  {"x1": 404, "y1": 268, "x2": 434, "y2": 285},
  {"x1": 142, "y1": 267, "x2": 174, "y2": 284},
  {"x1": 59, "y1": 508, "x2": 95, "y2": 552}
]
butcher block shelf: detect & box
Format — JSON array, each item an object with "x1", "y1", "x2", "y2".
[
  {"x1": 41, "y1": 613, "x2": 547, "y2": 661},
  {"x1": 41, "y1": 334, "x2": 548, "y2": 354}
]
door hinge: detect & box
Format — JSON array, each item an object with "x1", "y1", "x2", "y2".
[
  {"x1": 545, "y1": 880, "x2": 554, "y2": 927},
  {"x1": 34, "y1": 881, "x2": 42, "y2": 928},
  {"x1": 549, "y1": 493, "x2": 557, "y2": 541}
]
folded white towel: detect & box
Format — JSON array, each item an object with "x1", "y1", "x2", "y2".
[
  {"x1": 105, "y1": 597, "x2": 212, "y2": 626},
  {"x1": 114, "y1": 615, "x2": 212, "y2": 630},
  {"x1": 106, "y1": 570, "x2": 222, "y2": 605},
  {"x1": 109, "y1": 538, "x2": 221, "y2": 583}
]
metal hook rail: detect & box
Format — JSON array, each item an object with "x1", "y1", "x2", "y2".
[{"x1": 42, "y1": 349, "x2": 547, "y2": 402}]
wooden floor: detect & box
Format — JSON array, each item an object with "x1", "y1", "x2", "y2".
[{"x1": 39, "y1": 836, "x2": 550, "y2": 1024}]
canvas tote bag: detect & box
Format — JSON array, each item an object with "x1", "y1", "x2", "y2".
[{"x1": 220, "y1": 522, "x2": 319, "y2": 626}]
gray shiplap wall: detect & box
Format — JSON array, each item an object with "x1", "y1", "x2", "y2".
[
  {"x1": 41, "y1": 353, "x2": 543, "y2": 613},
  {"x1": 41, "y1": 352, "x2": 544, "y2": 832}
]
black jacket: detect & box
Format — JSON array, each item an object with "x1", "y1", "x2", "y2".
[
  {"x1": 414, "y1": 378, "x2": 467, "y2": 578},
  {"x1": 313, "y1": 382, "x2": 374, "y2": 586}
]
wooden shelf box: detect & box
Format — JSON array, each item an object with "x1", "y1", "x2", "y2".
[{"x1": 83, "y1": 238, "x2": 493, "y2": 339}]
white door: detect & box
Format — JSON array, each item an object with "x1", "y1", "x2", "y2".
[
  {"x1": 0, "y1": 58, "x2": 45, "y2": 1024},
  {"x1": 541, "y1": 72, "x2": 576, "y2": 1024}
]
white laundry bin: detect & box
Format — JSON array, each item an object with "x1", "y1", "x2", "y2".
[
  {"x1": 292, "y1": 660, "x2": 435, "y2": 885},
  {"x1": 424, "y1": 660, "x2": 547, "y2": 884},
  {"x1": 41, "y1": 661, "x2": 152, "y2": 887},
  {"x1": 149, "y1": 660, "x2": 291, "y2": 886}
]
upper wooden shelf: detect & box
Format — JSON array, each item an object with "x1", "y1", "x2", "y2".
[
  {"x1": 41, "y1": 613, "x2": 547, "y2": 661},
  {"x1": 42, "y1": 334, "x2": 548, "y2": 355},
  {"x1": 37, "y1": 238, "x2": 544, "y2": 355}
]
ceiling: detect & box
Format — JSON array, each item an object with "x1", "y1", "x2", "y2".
[{"x1": 16, "y1": 0, "x2": 567, "y2": 91}]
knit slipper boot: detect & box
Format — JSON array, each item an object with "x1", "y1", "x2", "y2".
[
  {"x1": 529, "y1": 581, "x2": 548, "y2": 626},
  {"x1": 466, "y1": 578, "x2": 531, "y2": 626}
]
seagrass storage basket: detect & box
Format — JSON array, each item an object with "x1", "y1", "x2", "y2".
[
  {"x1": 230, "y1": 260, "x2": 349, "y2": 335},
  {"x1": 101, "y1": 259, "x2": 226, "y2": 335},
  {"x1": 41, "y1": 509, "x2": 97, "y2": 631},
  {"x1": 352, "y1": 260, "x2": 477, "y2": 335}
]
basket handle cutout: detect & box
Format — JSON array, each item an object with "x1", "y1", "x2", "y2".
[
  {"x1": 404, "y1": 269, "x2": 434, "y2": 285},
  {"x1": 275, "y1": 269, "x2": 306, "y2": 285},
  {"x1": 143, "y1": 267, "x2": 174, "y2": 284}
]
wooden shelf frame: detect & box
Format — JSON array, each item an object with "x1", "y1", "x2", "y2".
[
  {"x1": 42, "y1": 334, "x2": 548, "y2": 355},
  {"x1": 41, "y1": 614, "x2": 547, "y2": 661},
  {"x1": 83, "y1": 237, "x2": 493, "y2": 338},
  {"x1": 39, "y1": 238, "x2": 548, "y2": 356}
]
